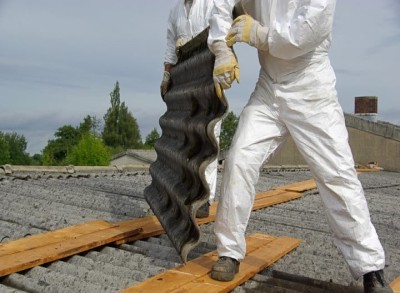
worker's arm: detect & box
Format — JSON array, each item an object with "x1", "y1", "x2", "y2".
[{"x1": 268, "y1": 0, "x2": 336, "y2": 60}]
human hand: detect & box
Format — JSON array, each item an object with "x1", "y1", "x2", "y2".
[
  {"x1": 160, "y1": 71, "x2": 170, "y2": 100},
  {"x1": 209, "y1": 41, "x2": 240, "y2": 98},
  {"x1": 226, "y1": 15, "x2": 269, "y2": 51}
]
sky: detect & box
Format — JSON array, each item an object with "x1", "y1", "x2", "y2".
[{"x1": 1, "y1": 1, "x2": 399, "y2": 155}]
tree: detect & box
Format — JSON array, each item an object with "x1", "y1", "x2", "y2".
[
  {"x1": 144, "y1": 128, "x2": 160, "y2": 149},
  {"x1": 102, "y1": 81, "x2": 142, "y2": 152},
  {"x1": 65, "y1": 133, "x2": 111, "y2": 166},
  {"x1": 79, "y1": 115, "x2": 101, "y2": 137},
  {"x1": 0, "y1": 132, "x2": 11, "y2": 164},
  {"x1": 0, "y1": 131, "x2": 30, "y2": 165},
  {"x1": 220, "y1": 111, "x2": 239, "y2": 150},
  {"x1": 42, "y1": 125, "x2": 81, "y2": 165},
  {"x1": 31, "y1": 154, "x2": 42, "y2": 166},
  {"x1": 42, "y1": 115, "x2": 105, "y2": 166}
]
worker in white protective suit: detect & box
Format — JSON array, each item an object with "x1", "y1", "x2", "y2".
[
  {"x1": 161, "y1": 0, "x2": 221, "y2": 218},
  {"x1": 207, "y1": 1, "x2": 392, "y2": 292}
]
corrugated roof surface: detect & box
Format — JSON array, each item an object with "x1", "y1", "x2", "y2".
[{"x1": 0, "y1": 168, "x2": 398, "y2": 292}]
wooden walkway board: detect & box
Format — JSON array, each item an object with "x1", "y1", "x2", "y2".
[
  {"x1": 0, "y1": 223, "x2": 142, "y2": 277},
  {"x1": 0, "y1": 220, "x2": 113, "y2": 257},
  {"x1": 0, "y1": 179, "x2": 310, "y2": 277},
  {"x1": 391, "y1": 276, "x2": 400, "y2": 293},
  {"x1": 122, "y1": 233, "x2": 301, "y2": 293},
  {"x1": 195, "y1": 190, "x2": 302, "y2": 225},
  {"x1": 275, "y1": 179, "x2": 317, "y2": 192}
]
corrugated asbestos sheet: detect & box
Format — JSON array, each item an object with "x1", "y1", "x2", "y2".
[{"x1": 144, "y1": 28, "x2": 228, "y2": 262}]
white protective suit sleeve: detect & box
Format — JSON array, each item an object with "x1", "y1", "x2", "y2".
[
  {"x1": 164, "y1": 0, "x2": 180, "y2": 65},
  {"x1": 208, "y1": 0, "x2": 239, "y2": 44},
  {"x1": 209, "y1": 0, "x2": 336, "y2": 61},
  {"x1": 268, "y1": 0, "x2": 336, "y2": 60}
]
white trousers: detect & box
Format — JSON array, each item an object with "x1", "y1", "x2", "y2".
[
  {"x1": 205, "y1": 120, "x2": 222, "y2": 203},
  {"x1": 214, "y1": 70, "x2": 385, "y2": 279}
]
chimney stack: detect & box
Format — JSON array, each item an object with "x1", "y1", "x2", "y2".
[{"x1": 354, "y1": 96, "x2": 378, "y2": 122}]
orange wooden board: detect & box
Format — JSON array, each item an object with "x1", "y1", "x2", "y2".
[
  {"x1": 122, "y1": 233, "x2": 300, "y2": 293},
  {"x1": 0, "y1": 220, "x2": 112, "y2": 257},
  {"x1": 252, "y1": 191, "x2": 302, "y2": 210},
  {"x1": 275, "y1": 179, "x2": 317, "y2": 192},
  {"x1": 0, "y1": 224, "x2": 141, "y2": 277},
  {"x1": 113, "y1": 216, "x2": 165, "y2": 245},
  {"x1": 391, "y1": 275, "x2": 400, "y2": 293},
  {"x1": 0, "y1": 179, "x2": 309, "y2": 277},
  {"x1": 196, "y1": 190, "x2": 302, "y2": 225}
]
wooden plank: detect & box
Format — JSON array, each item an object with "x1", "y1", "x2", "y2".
[
  {"x1": 123, "y1": 234, "x2": 275, "y2": 292},
  {"x1": 356, "y1": 168, "x2": 381, "y2": 173},
  {"x1": 391, "y1": 275, "x2": 400, "y2": 293},
  {"x1": 196, "y1": 191, "x2": 301, "y2": 225},
  {"x1": 0, "y1": 179, "x2": 308, "y2": 277},
  {"x1": 123, "y1": 233, "x2": 300, "y2": 293},
  {"x1": 113, "y1": 216, "x2": 165, "y2": 245},
  {"x1": 172, "y1": 282, "x2": 224, "y2": 293},
  {"x1": 0, "y1": 220, "x2": 112, "y2": 257},
  {"x1": 252, "y1": 191, "x2": 302, "y2": 210},
  {"x1": 116, "y1": 189, "x2": 303, "y2": 244},
  {"x1": 0, "y1": 225, "x2": 142, "y2": 277},
  {"x1": 185, "y1": 236, "x2": 301, "y2": 293},
  {"x1": 172, "y1": 234, "x2": 275, "y2": 277},
  {"x1": 275, "y1": 179, "x2": 317, "y2": 192},
  {"x1": 255, "y1": 189, "x2": 289, "y2": 199}
]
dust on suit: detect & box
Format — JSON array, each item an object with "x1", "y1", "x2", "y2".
[
  {"x1": 164, "y1": 0, "x2": 221, "y2": 203},
  {"x1": 208, "y1": 0, "x2": 385, "y2": 279}
]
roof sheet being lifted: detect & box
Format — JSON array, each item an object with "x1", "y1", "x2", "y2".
[{"x1": 144, "y1": 28, "x2": 228, "y2": 262}]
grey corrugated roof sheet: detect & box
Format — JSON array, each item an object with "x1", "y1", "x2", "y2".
[{"x1": 0, "y1": 168, "x2": 398, "y2": 292}]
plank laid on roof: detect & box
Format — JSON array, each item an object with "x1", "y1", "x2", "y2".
[
  {"x1": 0, "y1": 220, "x2": 112, "y2": 257},
  {"x1": 0, "y1": 179, "x2": 309, "y2": 277},
  {"x1": 122, "y1": 233, "x2": 301, "y2": 293},
  {"x1": 0, "y1": 221, "x2": 142, "y2": 277},
  {"x1": 196, "y1": 189, "x2": 303, "y2": 224},
  {"x1": 275, "y1": 179, "x2": 317, "y2": 192},
  {"x1": 391, "y1": 276, "x2": 400, "y2": 293}
]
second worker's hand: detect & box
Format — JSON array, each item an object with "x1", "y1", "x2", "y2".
[
  {"x1": 209, "y1": 41, "x2": 240, "y2": 99},
  {"x1": 226, "y1": 15, "x2": 269, "y2": 51}
]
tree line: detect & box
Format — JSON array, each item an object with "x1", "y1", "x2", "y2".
[{"x1": 0, "y1": 82, "x2": 239, "y2": 166}]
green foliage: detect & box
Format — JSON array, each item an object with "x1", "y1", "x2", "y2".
[
  {"x1": 220, "y1": 111, "x2": 239, "y2": 150},
  {"x1": 31, "y1": 154, "x2": 43, "y2": 165},
  {"x1": 65, "y1": 133, "x2": 111, "y2": 166},
  {"x1": 79, "y1": 115, "x2": 101, "y2": 137},
  {"x1": 0, "y1": 131, "x2": 30, "y2": 165},
  {"x1": 42, "y1": 115, "x2": 101, "y2": 166},
  {"x1": 102, "y1": 81, "x2": 142, "y2": 151},
  {"x1": 0, "y1": 133, "x2": 11, "y2": 164},
  {"x1": 42, "y1": 125, "x2": 81, "y2": 165},
  {"x1": 144, "y1": 128, "x2": 160, "y2": 149}
]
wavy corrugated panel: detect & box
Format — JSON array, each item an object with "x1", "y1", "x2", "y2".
[{"x1": 144, "y1": 28, "x2": 228, "y2": 262}]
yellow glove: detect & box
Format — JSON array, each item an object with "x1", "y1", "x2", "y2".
[
  {"x1": 209, "y1": 41, "x2": 240, "y2": 98},
  {"x1": 226, "y1": 15, "x2": 269, "y2": 51}
]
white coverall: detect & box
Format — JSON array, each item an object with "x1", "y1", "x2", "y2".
[
  {"x1": 164, "y1": 0, "x2": 221, "y2": 203},
  {"x1": 208, "y1": 0, "x2": 385, "y2": 279}
]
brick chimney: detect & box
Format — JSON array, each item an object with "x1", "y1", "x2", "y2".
[{"x1": 354, "y1": 96, "x2": 378, "y2": 122}]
